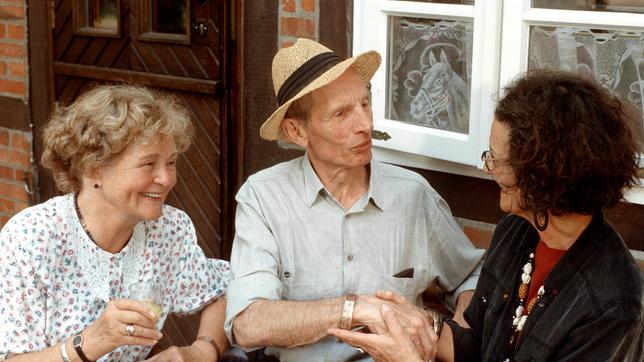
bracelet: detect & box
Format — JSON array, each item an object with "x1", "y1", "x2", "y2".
[
  {"x1": 424, "y1": 309, "x2": 444, "y2": 337},
  {"x1": 60, "y1": 340, "x2": 71, "y2": 362},
  {"x1": 197, "y1": 335, "x2": 222, "y2": 359},
  {"x1": 340, "y1": 294, "x2": 357, "y2": 330}
]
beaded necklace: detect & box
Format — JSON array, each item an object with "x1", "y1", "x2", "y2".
[
  {"x1": 503, "y1": 252, "x2": 546, "y2": 361},
  {"x1": 74, "y1": 194, "x2": 99, "y2": 245},
  {"x1": 512, "y1": 252, "x2": 545, "y2": 333}
]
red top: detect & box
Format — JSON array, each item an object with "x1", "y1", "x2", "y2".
[{"x1": 527, "y1": 240, "x2": 567, "y2": 304}]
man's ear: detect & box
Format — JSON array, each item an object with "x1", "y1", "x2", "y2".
[{"x1": 281, "y1": 117, "x2": 309, "y2": 148}]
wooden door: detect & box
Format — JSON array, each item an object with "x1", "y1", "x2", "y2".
[{"x1": 45, "y1": 0, "x2": 233, "y2": 351}]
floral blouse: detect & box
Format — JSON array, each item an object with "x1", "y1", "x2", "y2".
[{"x1": 0, "y1": 194, "x2": 230, "y2": 361}]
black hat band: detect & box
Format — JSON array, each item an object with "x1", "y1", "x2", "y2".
[{"x1": 277, "y1": 52, "x2": 343, "y2": 106}]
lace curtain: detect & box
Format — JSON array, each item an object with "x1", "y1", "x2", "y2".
[{"x1": 529, "y1": 26, "x2": 644, "y2": 147}]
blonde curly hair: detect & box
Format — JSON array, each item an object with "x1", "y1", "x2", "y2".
[{"x1": 41, "y1": 85, "x2": 194, "y2": 193}]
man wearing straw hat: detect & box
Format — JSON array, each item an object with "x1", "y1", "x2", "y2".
[{"x1": 224, "y1": 38, "x2": 483, "y2": 361}]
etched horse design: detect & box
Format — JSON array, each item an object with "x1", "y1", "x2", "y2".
[{"x1": 408, "y1": 49, "x2": 469, "y2": 132}]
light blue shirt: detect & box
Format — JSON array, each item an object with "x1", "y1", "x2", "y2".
[{"x1": 225, "y1": 155, "x2": 483, "y2": 362}]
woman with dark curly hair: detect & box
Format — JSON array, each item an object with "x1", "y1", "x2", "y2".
[
  {"x1": 0, "y1": 85, "x2": 230, "y2": 362},
  {"x1": 330, "y1": 70, "x2": 643, "y2": 361}
]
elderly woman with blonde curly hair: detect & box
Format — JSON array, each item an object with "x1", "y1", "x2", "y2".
[{"x1": 0, "y1": 85, "x2": 230, "y2": 362}]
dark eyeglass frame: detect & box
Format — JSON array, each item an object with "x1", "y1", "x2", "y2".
[{"x1": 480, "y1": 149, "x2": 509, "y2": 171}]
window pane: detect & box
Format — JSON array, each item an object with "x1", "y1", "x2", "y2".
[
  {"x1": 387, "y1": 17, "x2": 473, "y2": 134},
  {"x1": 532, "y1": 0, "x2": 644, "y2": 14},
  {"x1": 529, "y1": 26, "x2": 644, "y2": 147},
  {"x1": 391, "y1": 0, "x2": 474, "y2": 4},
  {"x1": 92, "y1": 0, "x2": 118, "y2": 30},
  {"x1": 153, "y1": 0, "x2": 188, "y2": 34}
]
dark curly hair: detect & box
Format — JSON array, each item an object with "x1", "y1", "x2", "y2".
[{"x1": 495, "y1": 69, "x2": 640, "y2": 216}]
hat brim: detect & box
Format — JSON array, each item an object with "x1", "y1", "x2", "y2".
[{"x1": 259, "y1": 50, "x2": 381, "y2": 141}]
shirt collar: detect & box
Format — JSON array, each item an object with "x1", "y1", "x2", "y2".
[
  {"x1": 302, "y1": 154, "x2": 386, "y2": 211},
  {"x1": 303, "y1": 154, "x2": 326, "y2": 207},
  {"x1": 367, "y1": 159, "x2": 386, "y2": 211}
]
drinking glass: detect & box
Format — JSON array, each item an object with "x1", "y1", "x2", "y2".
[{"x1": 129, "y1": 282, "x2": 163, "y2": 321}]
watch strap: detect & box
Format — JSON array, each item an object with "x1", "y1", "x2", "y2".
[{"x1": 72, "y1": 333, "x2": 94, "y2": 362}]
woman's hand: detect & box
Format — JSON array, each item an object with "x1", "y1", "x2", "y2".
[
  {"x1": 353, "y1": 292, "x2": 428, "y2": 331},
  {"x1": 82, "y1": 299, "x2": 162, "y2": 359},
  {"x1": 353, "y1": 291, "x2": 435, "y2": 358},
  {"x1": 329, "y1": 304, "x2": 438, "y2": 362}
]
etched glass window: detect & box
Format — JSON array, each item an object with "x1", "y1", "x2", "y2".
[
  {"x1": 529, "y1": 26, "x2": 644, "y2": 147},
  {"x1": 387, "y1": 17, "x2": 473, "y2": 134},
  {"x1": 152, "y1": 0, "x2": 188, "y2": 34},
  {"x1": 532, "y1": 0, "x2": 644, "y2": 13},
  {"x1": 74, "y1": 0, "x2": 120, "y2": 36},
  {"x1": 91, "y1": 0, "x2": 118, "y2": 29}
]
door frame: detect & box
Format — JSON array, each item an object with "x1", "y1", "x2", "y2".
[{"x1": 27, "y1": 0, "x2": 55, "y2": 203}]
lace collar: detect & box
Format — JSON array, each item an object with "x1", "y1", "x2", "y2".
[{"x1": 66, "y1": 194, "x2": 148, "y2": 302}]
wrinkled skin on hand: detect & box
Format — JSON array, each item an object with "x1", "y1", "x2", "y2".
[
  {"x1": 329, "y1": 303, "x2": 438, "y2": 362},
  {"x1": 83, "y1": 299, "x2": 162, "y2": 359},
  {"x1": 353, "y1": 292, "x2": 427, "y2": 330},
  {"x1": 348, "y1": 291, "x2": 438, "y2": 361}
]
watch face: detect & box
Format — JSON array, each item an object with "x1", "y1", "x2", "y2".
[{"x1": 72, "y1": 334, "x2": 83, "y2": 348}]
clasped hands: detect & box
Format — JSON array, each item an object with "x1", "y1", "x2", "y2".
[{"x1": 329, "y1": 291, "x2": 438, "y2": 362}]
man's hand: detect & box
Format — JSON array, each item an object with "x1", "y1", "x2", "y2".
[
  {"x1": 353, "y1": 293, "x2": 427, "y2": 331},
  {"x1": 329, "y1": 304, "x2": 437, "y2": 362},
  {"x1": 353, "y1": 291, "x2": 435, "y2": 359},
  {"x1": 452, "y1": 291, "x2": 474, "y2": 327}
]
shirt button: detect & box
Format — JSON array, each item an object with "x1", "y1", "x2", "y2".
[
  {"x1": 283, "y1": 271, "x2": 291, "y2": 278},
  {"x1": 346, "y1": 255, "x2": 354, "y2": 261}
]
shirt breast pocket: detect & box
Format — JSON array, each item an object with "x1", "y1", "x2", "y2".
[{"x1": 380, "y1": 274, "x2": 423, "y2": 304}]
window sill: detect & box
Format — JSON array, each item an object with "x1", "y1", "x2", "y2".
[
  {"x1": 373, "y1": 146, "x2": 488, "y2": 180},
  {"x1": 624, "y1": 184, "x2": 644, "y2": 205},
  {"x1": 373, "y1": 146, "x2": 644, "y2": 206}
]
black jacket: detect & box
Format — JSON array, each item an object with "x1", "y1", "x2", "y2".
[{"x1": 450, "y1": 213, "x2": 643, "y2": 361}]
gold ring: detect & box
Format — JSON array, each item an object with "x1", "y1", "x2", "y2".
[{"x1": 126, "y1": 324, "x2": 135, "y2": 336}]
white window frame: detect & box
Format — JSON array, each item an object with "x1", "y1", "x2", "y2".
[
  {"x1": 353, "y1": 0, "x2": 644, "y2": 204},
  {"x1": 354, "y1": 0, "x2": 502, "y2": 170}
]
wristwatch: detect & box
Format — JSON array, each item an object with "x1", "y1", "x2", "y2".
[{"x1": 71, "y1": 333, "x2": 94, "y2": 362}]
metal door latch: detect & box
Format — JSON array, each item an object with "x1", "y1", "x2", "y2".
[
  {"x1": 192, "y1": 20, "x2": 208, "y2": 38},
  {"x1": 371, "y1": 130, "x2": 391, "y2": 141}
]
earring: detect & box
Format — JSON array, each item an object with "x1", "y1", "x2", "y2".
[
  {"x1": 533, "y1": 211, "x2": 549, "y2": 232},
  {"x1": 93, "y1": 184, "x2": 100, "y2": 189}
]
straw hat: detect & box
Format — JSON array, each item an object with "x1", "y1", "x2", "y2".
[{"x1": 259, "y1": 38, "x2": 381, "y2": 141}]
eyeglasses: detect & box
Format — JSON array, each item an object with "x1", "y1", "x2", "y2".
[{"x1": 481, "y1": 150, "x2": 508, "y2": 172}]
